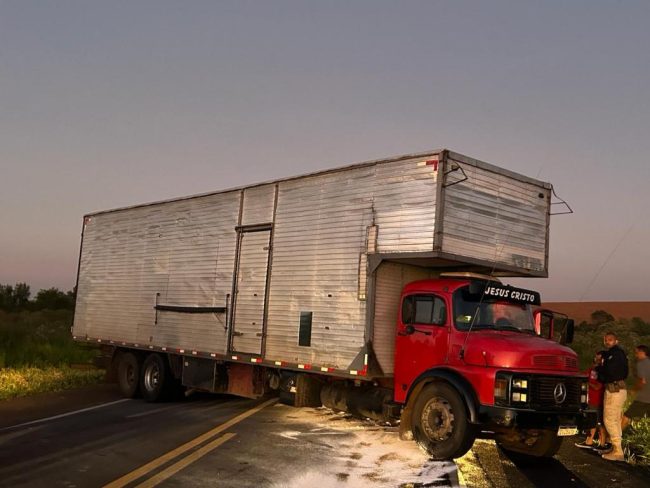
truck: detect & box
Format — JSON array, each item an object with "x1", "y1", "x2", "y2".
[{"x1": 72, "y1": 149, "x2": 594, "y2": 460}]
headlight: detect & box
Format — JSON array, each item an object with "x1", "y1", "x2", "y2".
[
  {"x1": 510, "y1": 376, "x2": 529, "y2": 404},
  {"x1": 581, "y1": 382, "x2": 588, "y2": 405},
  {"x1": 512, "y1": 392, "x2": 527, "y2": 402},
  {"x1": 512, "y1": 379, "x2": 528, "y2": 389}
]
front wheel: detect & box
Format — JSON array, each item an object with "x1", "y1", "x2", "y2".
[
  {"x1": 411, "y1": 383, "x2": 475, "y2": 460},
  {"x1": 497, "y1": 430, "x2": 563, "y2": 463}
]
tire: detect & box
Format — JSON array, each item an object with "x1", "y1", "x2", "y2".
[
  {"x1": 294, "y1": 374, "x2": 322, "y2": 408},
  {"x1": 140, "y1": 353, "x2": 171, "y2": 402},
  {"x1": 117, "y1": 352, "x2": 141, "y2": 398},
  {"x1": 411, "y1": 382, "x2": 475, "y2": 460},
  {"x1": 497, "y1": 431, "x2": 563, "y2": 463},
  {"x1": 278, "y1": 374, "x2": 322, "y2": 407}
]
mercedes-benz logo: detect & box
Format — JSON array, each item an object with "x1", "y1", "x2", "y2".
[{"x1": 554, "y1": 383, "x2": 567, "y2": 404}]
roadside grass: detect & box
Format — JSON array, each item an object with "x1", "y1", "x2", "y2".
[
  {"x1": 0, "y1": 309, "x2": 102, "y2": 400},
  {"x1": 625, "y1": 417, "x2": 650, "y2": 466},
  {"x1": 0, "y1": 366, "x2": 105, "y2": 401}
]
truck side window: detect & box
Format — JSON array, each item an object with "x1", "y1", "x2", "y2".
[{"x1": 402, "y1": 295, "x2": 446, "y2": 325}]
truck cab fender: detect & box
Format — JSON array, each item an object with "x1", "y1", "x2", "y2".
[{"x1": 398, "y1": 368, "x2": 480, "y2": 441}]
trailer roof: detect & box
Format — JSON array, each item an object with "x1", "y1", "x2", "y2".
[{"x1": 84, "y1": 149, "x2": 552, "y2": 218}]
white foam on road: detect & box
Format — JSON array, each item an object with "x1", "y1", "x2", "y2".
[{"x1": 271, "y1": 406, "x2": 461, "y2": 488}]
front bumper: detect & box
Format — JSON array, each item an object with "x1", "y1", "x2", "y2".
[{"x1": 478, "y1": 405, "x2": 598, "y2": 431}]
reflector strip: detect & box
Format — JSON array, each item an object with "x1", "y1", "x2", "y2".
[
  {"x1": 350, "y1": 370, "x2": 358, "y2": 375},
  {"x1": 250, "y1": 358, "x2": 261, "y2": 363},
  {"x1": 232, "y1": 355, "x2": 239, "y2": 360}
]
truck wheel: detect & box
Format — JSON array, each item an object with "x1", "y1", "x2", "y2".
[
  {"x1": 497, "y1": 431, "x2": 563, "y2": 463},
  {"x1": 140, "y1": 353, "x2": 171, "y2": 402},
  {"x1": 411, "y1": 383, "x2": 475, "y2": 460},
  {"x1": 279, "y1": 374, "x2": 322, "y2": 407},
  {"x1": 117, "y1": 352, "x2": 141, "y2": 398},
  {"x1": 294, "y1": 374, "x2": 322, "y2": 408}
]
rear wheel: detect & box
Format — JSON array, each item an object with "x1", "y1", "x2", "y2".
[
  {"x1": 140, "y1": 353, "x2": 171, "y2": 402},
  {"x1": 411, "y1": 383, "x2": 475, "y2": 460},
  {"x1": 117, "y1": 352, "x2": 141, "y2": 398}
]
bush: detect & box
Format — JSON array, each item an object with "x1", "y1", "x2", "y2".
[
  {"x1": 0, "y1": 309, "x2": 96, "y2": 368},
  {"x1": 625, "y1": 417, "x2": 650, "y2": 466}
]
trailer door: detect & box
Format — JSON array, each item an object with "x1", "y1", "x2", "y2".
[{"x1": 231, "y1": 229, "x2": 271, "y2": 355}]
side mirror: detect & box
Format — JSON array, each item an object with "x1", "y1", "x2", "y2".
[{"x1": 562, "y1": 319, "x2": 575, "y2": 345}]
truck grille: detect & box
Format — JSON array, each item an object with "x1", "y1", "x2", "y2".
[
  {"x1": 530, "y1": 376, "x2": 582, "y2": 409},
  {"x1": 532, "y1": 355, "x2": 578, "y2": 371}
]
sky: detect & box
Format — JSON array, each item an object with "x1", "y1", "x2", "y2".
[{"x1": 1, "y1": 1, "x2": 649, "y2": 301}]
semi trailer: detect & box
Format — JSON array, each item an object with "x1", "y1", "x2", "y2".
[{"x1": 72, "y1": 149, "x2": 594, "y2": 460}]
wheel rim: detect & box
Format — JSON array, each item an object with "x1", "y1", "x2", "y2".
[
  {"x1": 144, "y1": 363, "x2": 161, "y2": 392},
  {"x1": 421, "y1": 396, "x2": 455, "y2": 441}
]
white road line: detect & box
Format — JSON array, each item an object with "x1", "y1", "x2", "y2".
[{"x1": 0, "y1": 398, "x2": 131, "y2": 432}]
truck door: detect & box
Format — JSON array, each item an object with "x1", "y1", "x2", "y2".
[
  {"x1": 394, "y1": 294, "x2": 450, "y2": 396},
  {"x1": 231, "y1": 229, "x2": 271, "y2": 355}
]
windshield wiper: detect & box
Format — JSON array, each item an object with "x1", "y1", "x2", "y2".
[{"x1": 494, "y1": 325, "x2": 524, "y2": 333}]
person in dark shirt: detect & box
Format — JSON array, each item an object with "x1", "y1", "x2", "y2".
[{"x1": 598, "y1": 332, "x2": 629, "y2": 461}]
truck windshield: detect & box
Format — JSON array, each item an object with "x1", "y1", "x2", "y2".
[{"x1": 452, "y1": 286, "x2": 535, "y2": 333}]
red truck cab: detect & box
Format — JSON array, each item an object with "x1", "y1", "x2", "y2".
[{"x1": 394, "y1": 275, "x2": 594, "y2": 459}]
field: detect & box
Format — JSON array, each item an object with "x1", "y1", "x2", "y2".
[{"x1": 0, "y1": 309, "x2": 103, "y2": 399}]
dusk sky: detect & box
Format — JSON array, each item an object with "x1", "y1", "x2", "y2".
[{"x1": 1, "y1": 1, "x2": 649, "y2": 301}]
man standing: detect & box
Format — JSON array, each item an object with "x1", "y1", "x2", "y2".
[
  {"x1": 622, "y1": 345, "x2": 650, "y2": 430},
  {"x1": 598, "y1": 332, "x2": 628, "y2": 461}
]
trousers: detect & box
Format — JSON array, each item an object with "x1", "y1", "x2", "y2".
[{"x1": 603, "y1": 388, "x2": 627, "y2": 447}]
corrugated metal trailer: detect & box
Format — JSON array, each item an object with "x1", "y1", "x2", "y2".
[{"x1": 73, "y1": 149, "x2": 552, "y2": 380}]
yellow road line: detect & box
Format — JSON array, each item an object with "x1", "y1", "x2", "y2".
[
  {"x1": 134, "y1": 433, "x2": 237, "y2": 488},
  {"x1": 103, "y1": 398, "x2": 277, "y2": 488}
]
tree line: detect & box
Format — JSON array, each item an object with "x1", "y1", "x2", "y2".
[{"x1": 0, "y1": 283, "x2": 75, "y2": 312}]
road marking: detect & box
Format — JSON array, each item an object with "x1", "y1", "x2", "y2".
[
  {"x1": 0, "y1": 399, "x2": 131, "y2": 432},
  {"x1": 103, "y1": 397, "x2": 277, "y2": 488},
  {"x1": 134, "y1": 433, "x2": 237, "y2": 488}
]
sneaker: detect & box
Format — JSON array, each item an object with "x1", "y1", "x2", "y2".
[
  {"x1": 602, "y1": 451, "x2": 625, "y2": 462},
  {"x1": 575, "y1": 441, "x2": 595, "y2": 449},
  {"x1": 592, "y1": 443, "x2": 612, "y2": 452}
]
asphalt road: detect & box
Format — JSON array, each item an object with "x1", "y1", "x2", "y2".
[
  {"x1": 0, "y1": 385, "x2": 458, "y2": 487},
  {"x1": 1, "y1": 385, "x2": 648, "y2": 488}
]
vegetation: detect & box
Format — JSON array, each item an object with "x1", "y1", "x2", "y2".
[
  {"x1": 0, "y1": 367, "x2": 104, "y2": 401},
  {"x1": 571, "y1": 311, "x2": 650, "y2": 465},
  {"x1": 0, "y1": 282, "x2": 101, "y2": 400}
]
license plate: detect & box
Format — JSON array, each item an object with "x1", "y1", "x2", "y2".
[{"x1": 557, "y1": 426, "x2": 578, "y2": 436}]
